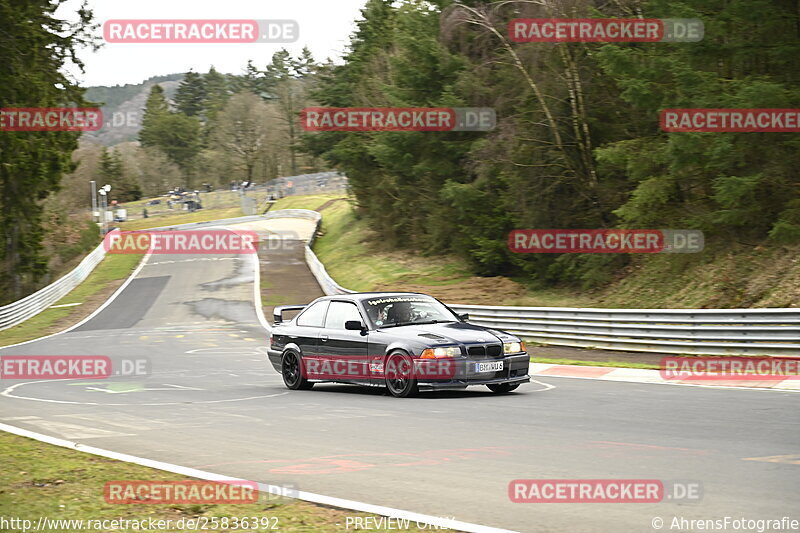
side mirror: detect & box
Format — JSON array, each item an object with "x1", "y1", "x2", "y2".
[
  {"x1": 345, "y1": 320, "x2": 365, "y2": 331},
  {"x1": 459, "y1": 313, "x2": 469, "y2": 321}
]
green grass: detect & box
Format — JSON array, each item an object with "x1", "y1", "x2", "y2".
[
  {"x1": 530, "y1": 357, "x2": 660, "y2": 370},
  {"x1": 264, "y1": 293, "x2": 288, "y2": 306},
  {"x1": 0, "y1": 253, "x2": 143, "y2": 347},
  {"x1": 305, "y1": 199, "x2": 474, "y2": 292},
  {"x1": 0, "y1": 431, "x2": 433, "y2": 532},
  {"x1": 123, "y1": 190, "x2": 241, "y2": 210},
  {"x1": 269, "y1": 194, "x2": 344, "y2": 212},
  {"x1": 117, "y1": 208, "x2": 243, "y2": 231}
]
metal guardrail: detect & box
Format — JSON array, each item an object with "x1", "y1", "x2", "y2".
[
  {"x1": 273, "y1": 209, "x2": 800, "y2": 356},
  {"x1": 0, "y1": 243, "x2": 107, "y2": 331},
  {"x1": 444, "y1": 305, "x2": 800, "y2": 356}
]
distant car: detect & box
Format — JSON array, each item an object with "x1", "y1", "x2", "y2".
[
  {"x1": 268, "y1": 292, "x2": 530, "y2": 397},
  {"x1": 146, "y1": 199, "x2": 161, "y2": 206}
]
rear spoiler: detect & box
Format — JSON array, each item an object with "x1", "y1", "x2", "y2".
[{"x1": 273, "y1": 305, "x2": 307, "y2": 324}]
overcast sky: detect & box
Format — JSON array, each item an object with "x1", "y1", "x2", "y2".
[{"x1": 58, "y1": 0, "x2": 367, "y2": 87}]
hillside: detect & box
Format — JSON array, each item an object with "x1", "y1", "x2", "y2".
[{"x1": 83, "y1": 74, "x2": 183, "y2": 145}]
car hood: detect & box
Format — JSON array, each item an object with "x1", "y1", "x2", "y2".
[{"x1": 376, "y1": 321, "x2": 513, "y2": 344}]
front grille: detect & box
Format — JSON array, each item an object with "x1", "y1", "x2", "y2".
[
  {"x1": 467, "y1": 344, "x2": 503, "y2": 359},
  {"x1": 468, "y1": 346, "x2": 485, "y2": 357}
]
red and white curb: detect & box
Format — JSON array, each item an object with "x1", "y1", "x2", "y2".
[{"x1": 531, "y1": 363, "x2": 800, "y2": 391}]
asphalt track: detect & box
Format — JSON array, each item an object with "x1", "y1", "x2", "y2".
[{"x1": 1, "y1": 216, "x2": 798, "y2": 533}]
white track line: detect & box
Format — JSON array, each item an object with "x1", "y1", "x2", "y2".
[
  {"x1": 252, "y1": 250, "x2": 272, "y2": 332},
  {"x1": 0, "y1": 423, "x2": 519, "y2": 533}
]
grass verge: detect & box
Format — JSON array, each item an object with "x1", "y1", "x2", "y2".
[
  {"x1": 0, "y1": 431, "x2": 434, "y2": 532},
  {"x1": 117, "y1": 207, "x2": 243, "y2": 231},
  {"x1": 270, "y1": 195, "x2": 476, "y2": 294},
  {"x1": 0, "y1": 253, "x2": 143, "y2": 347}
]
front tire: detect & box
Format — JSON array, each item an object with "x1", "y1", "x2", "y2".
[
  {"x1": 487, "y1": 383, "x2": 520, "y2": 394},
  {"x1": 385, "y1": 352, "x2": 419, "y2": 398},
  {"x1": 282, "y1": 351, "x2": 313, "y2": 390}
]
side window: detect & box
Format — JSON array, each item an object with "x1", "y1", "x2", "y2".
[
  {"x1": 296, "y1": 301, "x2": 329, "y2": 327},
  {"x1": 324, "y1": 301, "x2": 364, "y2": 330}
]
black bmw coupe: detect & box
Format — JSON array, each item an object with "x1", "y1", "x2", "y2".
[{"x1": 268, "y1": 292, "x2": 530, "y2": 397}]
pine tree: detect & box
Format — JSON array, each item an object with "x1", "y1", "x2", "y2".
[
  {"x1": 98, "y1": 148, "x2": 123, "y2": 183},
  {"x1": 293, "y1": 46, "x2": 317, "y2": 78},
  {"x1": 202, "y1": 66, "x2": 231, "y2": 125},
  {"x1": 175, "y1": 70, "x2": 206, "y2": 117},
  {"x1": 139, "y1": 85, "x2": 169, "y2": 147},
  {"x1": 0, "y1": 0, "x2": 99, "y2": 301},
  {"x1": 236, "y1": 60, "x2": 265, "y2": 96},
  {"x1": 138, "y1": 84, "x2": 201, "y2": 187}
]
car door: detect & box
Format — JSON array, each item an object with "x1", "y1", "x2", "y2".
[{"x1": 318, "y1": 300, "x2": 370, "y2": 383}]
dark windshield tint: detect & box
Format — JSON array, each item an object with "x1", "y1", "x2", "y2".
[{"x1": 363, "y1": 295, "x2": 458, "y2": 327}]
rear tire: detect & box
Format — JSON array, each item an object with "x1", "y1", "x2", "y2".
[
  {"x1": 487, "y1": 383, "x2": 520, "y2": 394},
  {"x1": 282, "y1": 351, "x2": 314, "y2": 390},
  {"x1": 385, "y1": 352, "x2": 419, "y2": 398}
]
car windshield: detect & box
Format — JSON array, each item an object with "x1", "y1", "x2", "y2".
[{"x1": 363, "y1": 296, "x2": 458, "y2": 327}]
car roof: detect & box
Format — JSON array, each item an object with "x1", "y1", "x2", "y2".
[{"x1": 318, "y1": 292, "x2": 432, "y2": 302}]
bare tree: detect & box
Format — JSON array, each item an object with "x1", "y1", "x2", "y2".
[{"x1": 213, "y1": 91, "x2": 278, "y2": 184}]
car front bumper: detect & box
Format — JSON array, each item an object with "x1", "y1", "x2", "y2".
[
  {"x1": 416, "y1": 352, "x2": 530, "y2": 389},
  {"x1": 419, "y1": 375, "x2": 530, "y2": 390}
]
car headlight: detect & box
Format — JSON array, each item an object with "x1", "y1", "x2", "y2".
[
  {"x1": 503, "y1": 341, "x2": 525, "y2": 354},
  {"x1": 420, "y1": 346, "x2": 460, "y2": 358}
]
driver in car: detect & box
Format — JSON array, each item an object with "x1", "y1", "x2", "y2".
[{"x1": 386, "y1": 301, "x2": 415, "y2": 324}]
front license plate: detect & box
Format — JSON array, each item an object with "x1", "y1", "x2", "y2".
[{"x1": 476, "y1": 361, "x2": 504, "y2": 373}]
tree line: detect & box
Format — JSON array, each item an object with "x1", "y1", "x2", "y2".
[
  {"x1": 70, "y1": 51, "x2": 326, "y2": 205},
  {"x1": 130, "y1": 50, "x2": 323, "y2": 193},
  {"x1": 3, "y1": 0, "x2": 799, "y2": 303},
  {"x1": 304, "y1": 0, "x2": 800, "y2": 288}
]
